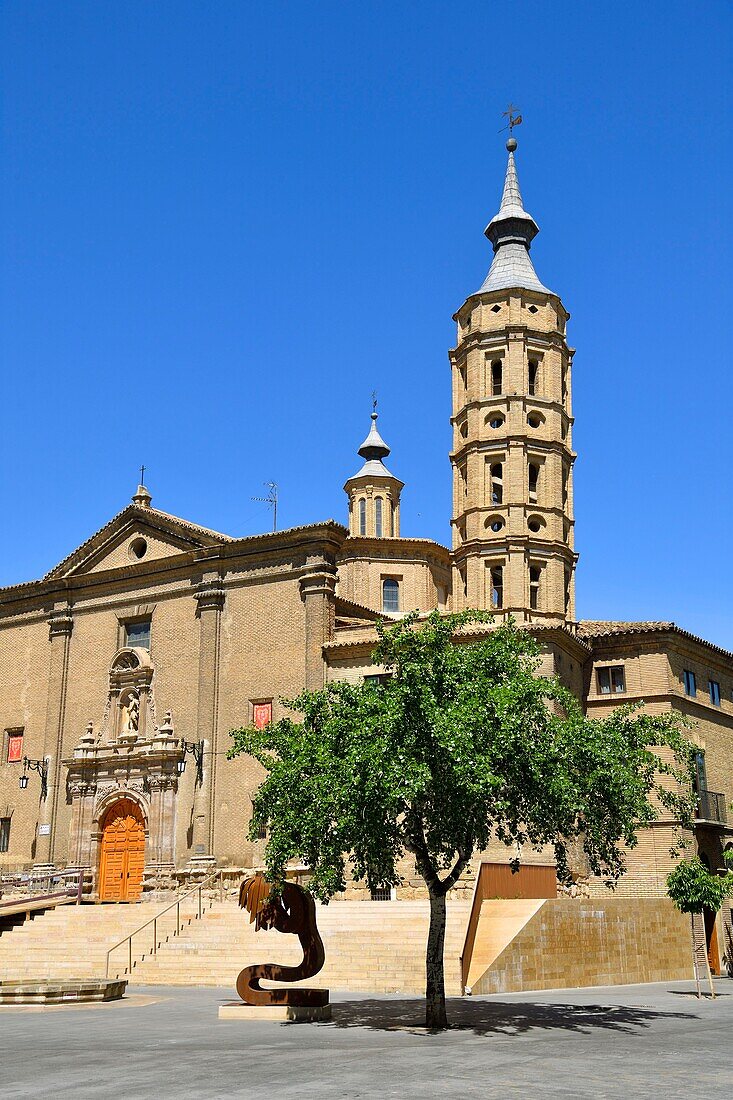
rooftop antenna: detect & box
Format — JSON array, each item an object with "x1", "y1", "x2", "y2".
[{"x1": 252, "y1": 481, "x2": 278, "y2": 532}]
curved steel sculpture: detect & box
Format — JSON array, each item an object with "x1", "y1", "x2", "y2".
[{"x1": 236, "y1": 873, "x2": 328, "y2": 1008}]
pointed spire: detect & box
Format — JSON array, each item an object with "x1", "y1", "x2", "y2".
[
  {"x1": 477, "y1": 137, "x2": 552, "y2": 296},
  {"x1": 358, "y1": 410, "x2": 391, "y2": 463}
]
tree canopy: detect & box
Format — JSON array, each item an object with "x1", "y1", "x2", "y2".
[
  {"x1": 229, "y1": 610, "x2": 696, "y2": 1028},
  {"x1": 666, "y1": 854, "x2": 733, "y2": 915}
]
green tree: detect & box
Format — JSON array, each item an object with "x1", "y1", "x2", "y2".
[
  {"x1": 229, "y1": 611, "x2": 695, "y2": 1029},
  {"x1": 666, "y1": 854, "x2": 733, "y2": 997},
  {"x1": 666, "y1": 855, "x2": 733, "y2": 916}
]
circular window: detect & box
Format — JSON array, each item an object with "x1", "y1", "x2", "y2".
[
  {"x1": 129, "y1": 537, "x2": 148, "y2": 560},
  {"x1": 527, "y1": 412, "x2": 544, "y2": 429},
  {"x1": 486, "y1": 516, "x2": 504, "y2": 533},
  {"x1": 488, "y1": 416, "x2": 504, "y2": 430},
  {"x1": 527, "y1": 516, "x2": 545, "y2": 534}
]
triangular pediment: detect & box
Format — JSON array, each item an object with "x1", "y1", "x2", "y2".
[{"x1": 45, "y1": 505, "x2": 232, "y2": 580}]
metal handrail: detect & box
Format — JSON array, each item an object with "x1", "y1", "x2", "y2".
[
  {"x1": 106, "y1": 871, "x2": 225, "y2": 978},
  {"x1": 696, "y1": 789, "x2": 727, "y2": 825},
  {"x1": 0, "y1": 869, "x2": 84, "y2": 906}
]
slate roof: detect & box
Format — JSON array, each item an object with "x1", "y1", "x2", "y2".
[{"x1": 476, "y1": 142, "x2": 553, "y2": 297}]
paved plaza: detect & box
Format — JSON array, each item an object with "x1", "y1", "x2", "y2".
[{"x1": 1, "y1": 980, "x2": 732, "y2": 1098}]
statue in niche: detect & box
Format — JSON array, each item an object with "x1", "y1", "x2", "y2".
[{"x1": 120, "y1": 690, "x2": 140, "y2": 737}]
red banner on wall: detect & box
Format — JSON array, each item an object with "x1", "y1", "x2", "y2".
[
  {"x1": 253, "y1": 702, "x2": 272, "y2": 730},
  {"x1": 7, "y1": 735, "x2": 23, "y2": 763}
]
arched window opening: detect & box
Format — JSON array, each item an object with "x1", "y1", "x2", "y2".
[
  {"x1": 382, "y1": 578, "x2": 400, "y2": 614},
  {"x1": 375, "y1": 497, "x2": 383, "y2": 538},
  {"x1": 528, "y1": 359, "x2": 539, "y2": 396},
  {"x1": 490, "y1": 463, "x2": 503, "y2": 505},
  {"x1": 561, "y1": 366, "x2": 568, "y2": 405},
  {"x1": 528, "y1": 463, "x2": 539, "y2": 504},
  {"x1": 489, "y1": 565, "x2": 503, "y2": 610},
  {"x1": 491, "y1": 360, "x2": 502, "y2": 396},
  {"x1": 359, "y1": 498, "x2": 367, "y2": 536},
  {"x1": 564, "y1": 568, "x2": 571, "y2": 615},
  {"x1": 562, "y1": 466, "x2": 569, "y2": 508}
]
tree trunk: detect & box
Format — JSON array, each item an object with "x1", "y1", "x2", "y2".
[{"x1": 425, "y1": 887, "x2": 448, "y2": 1029}]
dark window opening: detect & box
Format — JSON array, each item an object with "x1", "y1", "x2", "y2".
[
  {"x1": 529, "y1": 565, "x2": 541, "y2": 611},
  {"x1": 528, "y1": 463, "x2": 539, "y2": 504},
  {"x1": 683, "y1": 669, "x2": 696, "y2": 697},
  {"x1": 359, "y1": 498, "x2": 367, "y2": 536},
  {"x1": 0, "y1": 818, "x2": 9, "y2": 853},
  {"x1": 709, "y1": 680, "x2": 721, "y2": 706},
  {"x1": 528, "y1": 359, "x2": 539, "y2": 396},
  {"x1": 490, "y1": 566, "x2": 503, "y2": 610},
  {"x1": 491, "y1": 361, "x2": 502, "y2": 396},
  {"x1": 491, "y1": 463, "x2": 503, "y2": 505},
  {"x1": 597, "y1": 666, "x2": 626, "y2": 694}
]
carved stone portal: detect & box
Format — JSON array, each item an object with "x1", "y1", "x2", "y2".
[{"x1": 64, "y1": 648, "x2": 182, "y2": 895}]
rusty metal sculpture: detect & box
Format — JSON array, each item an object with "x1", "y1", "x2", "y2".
[{"x1": 236, "y1": 873, "x2": 328, "y2": 1008}]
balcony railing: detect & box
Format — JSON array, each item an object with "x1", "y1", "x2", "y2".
[{"x1": 695, "y1": 789, "x2": 728, "y2": 825}]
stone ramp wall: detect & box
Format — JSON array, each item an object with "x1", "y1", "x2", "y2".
[{"x1": 472, "y1": 897, "x2": 691, "y2": 995}]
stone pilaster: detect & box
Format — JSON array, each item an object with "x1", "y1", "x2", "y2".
[
  {"x1": 35, "y1": 607, "x2": 73, "y2": 867},
  {"x1": 299, "y1": 567, "x2": 337, "y2": 691},
  {"x1": 191, "y1": 580, "x2": 225, "y2": 864}
]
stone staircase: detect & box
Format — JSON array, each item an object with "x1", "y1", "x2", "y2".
[
  {"x1": 0, "y1": 899, "x2": 472, "y2": 996},
  {"x1": 0, "y1": 903, "x2": 166, "y2": 982},
  {"x1": 127, "y1": 900, "x2": 471, "y2": 996}
]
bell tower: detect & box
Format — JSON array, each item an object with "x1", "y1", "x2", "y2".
[{"x1": 450, "y1": 134, "x2": 577, "y2": 621}]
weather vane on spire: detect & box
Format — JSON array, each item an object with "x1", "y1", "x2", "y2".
[
  {"x1": 500, "y1": 104, "x2": 523, "y2": 134},
  {"x1": 372, "y1": 390, "x2": 378, "y2": 414}
]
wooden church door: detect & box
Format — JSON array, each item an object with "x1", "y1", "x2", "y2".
[{"x1": 98, "y1": 798, "x2": 146, "y2": 902}]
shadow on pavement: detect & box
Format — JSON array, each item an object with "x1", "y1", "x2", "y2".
[{"x1": 326, "y1": 997, "x2": 697, "y2": 1036}]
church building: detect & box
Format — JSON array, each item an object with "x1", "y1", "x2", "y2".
[{"x1": 1, "y1": 137, "x2": 731, "y2": 951}]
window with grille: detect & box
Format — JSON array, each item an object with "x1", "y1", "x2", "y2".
[
  {"x1": 0, "y1": 818, "x2": 9, "y2": 854},
  {"x1": 382, "y1": 579, "x2": 400, "y2": 613},
  {"x1": 370, "y1": 885, "x2": 393, "y2": 901},
  {"x1": 683, "y1": 669, "x2": 696, "y2": 697},
  {"x1": 597, "y1": 666, "x2": 625, "y2": 694},
  {"x1": 375, "y1": 497, "x2": 383, "y2": 538}
]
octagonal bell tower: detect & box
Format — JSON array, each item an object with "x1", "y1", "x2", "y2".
[{"x1": 450, "y1": 135, "x2": 577, "y2": 622}]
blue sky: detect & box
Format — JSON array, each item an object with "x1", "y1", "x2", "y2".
[{"x1": 1, "y1": 2, "x2": 731, "y2": 647}]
